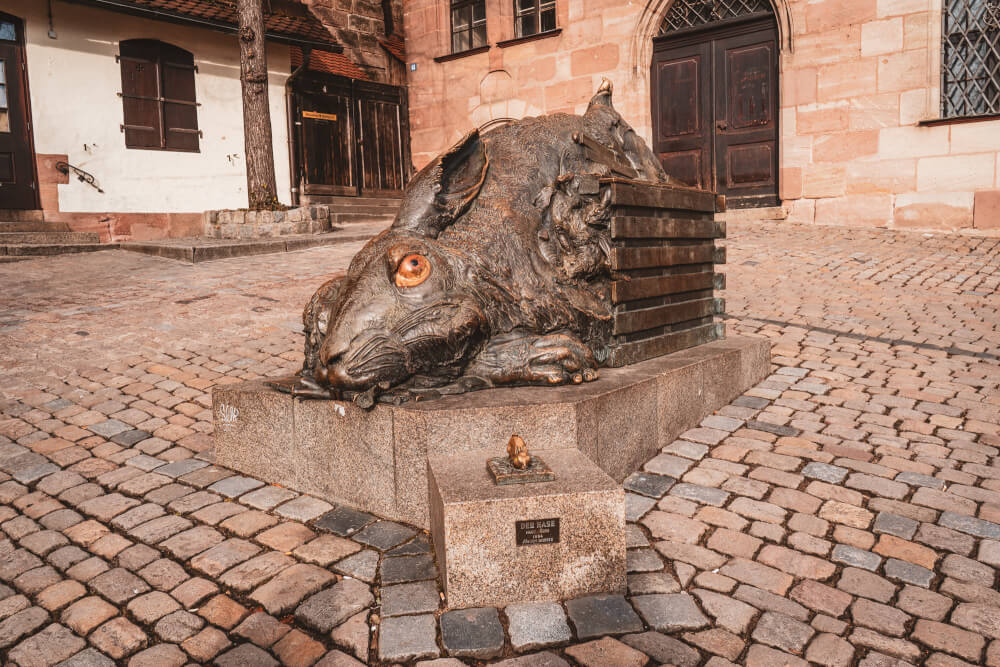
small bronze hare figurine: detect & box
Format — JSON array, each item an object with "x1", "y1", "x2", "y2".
[
  {"x1": 507, "y1": 434, "x2": 531, "y2": 470},
  {"x1": 488, "y1": 434, "x2": 553, "y2": 485},
  {"x1": 273, "y1": 79, "x2": 669, "y2": 406}
]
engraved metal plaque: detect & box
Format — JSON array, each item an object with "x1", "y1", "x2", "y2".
[{"x1": 516, "y1": 518, "x2": 560, "y2": 546}]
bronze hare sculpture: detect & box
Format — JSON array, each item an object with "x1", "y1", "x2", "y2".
[{"x1": 274, "y1": 80, "x2": 669, "y2": 406}]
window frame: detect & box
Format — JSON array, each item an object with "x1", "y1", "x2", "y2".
[
  {"x1": 0, "y1": 58, "x2": 10, "y2": 134},
  {"x1": 513, "y1": 0, "x2": 557, "y2": 39},
  {"x1": 449, "y1": 0, "x2": 487, "y2": 54},
  {"x1": 939, "y1": 0, "x2": 1000, "y2": 120},
  {"x1": 118, "y1": 39, "x2": 201, "y2": 152}
]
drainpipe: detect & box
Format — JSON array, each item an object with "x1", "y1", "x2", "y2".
[{"x1": 286, "y1": 48, "x2": 310, "y2": 207}]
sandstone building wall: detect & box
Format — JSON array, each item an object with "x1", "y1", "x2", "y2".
[{"x1": 402, "y1": 0, "x2": 1000, "y2": 230}]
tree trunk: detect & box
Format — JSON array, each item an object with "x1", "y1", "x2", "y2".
[{"x1": 237, "y1": 0, "x2": 278, "y2": 210}]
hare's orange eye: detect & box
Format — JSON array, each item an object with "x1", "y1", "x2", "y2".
[{"x1": 395, "y1": 254, "x2": 431, "y2": 287}]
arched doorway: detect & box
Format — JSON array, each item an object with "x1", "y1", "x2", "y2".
[{"x1": 651, "y1": 0, "x2": 779, "y2": 208}]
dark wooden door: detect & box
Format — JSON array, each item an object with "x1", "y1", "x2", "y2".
[
  {"x1": 0, "y1": 14, "x2": 37, "y2": 210},
  {"x1": 299, "y1": 79, "x2": 356, "y2": 197},
  {"x1": 652, "y1": 18, "x2": 778, "y2": 208},
  {"x1": 714, "y1": 27, "x2": 778, "y2": 208},
  {"x1": 296, "y1": 75, "x2": 407, "y2": 198},
  {"x1": 356, "y1": 81, "x2": 405, "y2": 196},
  {"x1": 651, "y1": 40, "x2": 712, "y2": 190}
]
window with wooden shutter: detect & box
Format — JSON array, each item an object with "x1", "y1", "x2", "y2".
[{"x1": 119, "y1": 40, "x2": 200, "y2": 151}]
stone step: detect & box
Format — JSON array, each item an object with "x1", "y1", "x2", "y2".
[
  {"x1": 329, "y1": 204, "x2": 402, "y2": 215},
  {"x1": 0, "y1": 209, "x2": 45, "y2": 222},
  {"x1": 322, "y1": 195, "x2": 403, "y2": 207},
  {"x1": 0, "y1": 221, "x2": 73, "y2": 232},
  {"x1": 331, "y1": 212, "x2": 398, "y2": 225},
  {"x1": 0, "y1": 231, "x2": 101, "y2": 244},
  {"x1": 0, "y1": 243, "x2": 115, "y2": 259},
  {"x1": 306, "y1": 195, "x2": 403, "y2": 212},
  {"x1": 721, "y1": 206, "x2": 788, "y2": 223}
]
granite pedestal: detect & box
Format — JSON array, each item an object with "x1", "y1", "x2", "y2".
[
  {"x1": 213, "y1": 335, "x2": 770, "y2": 528},
  {"x1": 429, "y1": 448, "x2": 625, "y2": 609}
]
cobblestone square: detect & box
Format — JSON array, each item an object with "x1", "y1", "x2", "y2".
[{"x1": 0, "y1": 222, "x2": 997, "y2": 665}]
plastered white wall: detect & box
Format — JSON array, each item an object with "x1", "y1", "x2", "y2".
[{"x1": 9, "y1": 0, "x2": 293, "y2": 212}]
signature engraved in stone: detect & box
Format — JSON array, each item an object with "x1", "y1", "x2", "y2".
[{"x1": 217, "y1": 404, "x2": 239, "y2": 429}]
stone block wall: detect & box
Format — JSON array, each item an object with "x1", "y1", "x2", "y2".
[
  {"x1": 203, "y1": 206, "x2": 332, "y2": 239},
  {"x1": 779, "y1": 0, "x2": 1000, "y2": 230},
  {"x1": 402, "y1": 0, "x2": 1000, "y2": 231},
  {"x1": 308, "y1": 0, "x2": 405, "y2": 83}
]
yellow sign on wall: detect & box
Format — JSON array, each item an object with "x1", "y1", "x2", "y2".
[{"x1": 302, "y1": 111, "x2": 338, "y2": 122}]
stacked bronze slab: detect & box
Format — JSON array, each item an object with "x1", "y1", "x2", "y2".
[{"x1": 603, "y1": 178, "x2": 726, "y2": 367}]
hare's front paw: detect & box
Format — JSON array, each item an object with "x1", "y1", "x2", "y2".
[
  {"x1": 467, "y1": 330, "x2": 600, "y2": 387},
  {"x1": 526, "y1": 333, "x2": 600, "y2": 385}
]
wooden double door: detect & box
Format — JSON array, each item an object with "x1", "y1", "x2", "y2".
[
  {"x1": 652, "y1": 18, "x2": 778, "y2": 208},
  {"x1": 295, "y1": 75, "x2": 408, "y2": 198},
  {"x1": 0, "y1": 12, "x2": 38, "y2": 210}
]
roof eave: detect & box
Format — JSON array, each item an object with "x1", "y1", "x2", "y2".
[{"x1": 60, "y1": 0, "x2": 344, "y2": 52}]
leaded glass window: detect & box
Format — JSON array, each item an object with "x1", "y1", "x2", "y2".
[
  {"x1": 515, "y1": 0, "x2": 557, "y2": 38},
  {"x1": 659, "y1": 0, "x2": 772, "y2": 34},
  {"x1": 942, "y1": 0, "x2": 1000, "y2": 118},
  {"x1": 451, "y1": 0, "x2": 487, "y2": 53}
]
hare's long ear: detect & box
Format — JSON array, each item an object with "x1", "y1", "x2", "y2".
[
  {"x1": 394, "y1": 130, "x2": 489, "y2": 238},
  {"x1": 587, "y1": 78, "x2": 614, "y2": 112}
]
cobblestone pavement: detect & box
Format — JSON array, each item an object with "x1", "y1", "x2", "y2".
[{"x1": 0, "y1": 222, "x2": 997, "y2": 666}]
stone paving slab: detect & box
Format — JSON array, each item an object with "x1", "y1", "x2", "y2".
[
  {"x1": 0, "y1": 223, "x2": 996, "y2": 665},
  {"x1": 119, "y1": 221, "x2": 388, "y2": 263}
]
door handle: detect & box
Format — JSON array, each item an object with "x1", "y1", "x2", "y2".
[{"x1": 716, "y1": 120, "x2": 728, "y2": 131}]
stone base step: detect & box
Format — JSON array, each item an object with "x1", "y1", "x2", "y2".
[
  {"x1": 329, "y1": 205, "x2": 401, "y2": 216},
  {"x1": 304, "y1": 195, "x2": 403, "y2": 218},
  {"x1": 0, "y1": 209, "x2": 45, "y2": 222},
  {"x1": 0, "y1": 243, "x2": 115, "y2": 260},
  {"x1": 0, "y1": 231, "x2": 101, "y2": 244},
  {"x1": 720, "y1": 206, "x2": 788, "y2": 223},
  {"x1": 311, "y1": 195, "x2": 403, "y2": 208},
  {"x1": 0, "y1": 220, "x2": 73, "y2": 232},
  {"x1": 331, "y1": 212, "x2": 397, "y2": 225},
  {"x1": 121, "y1": 220, "x2": 388, "y2": 263}
]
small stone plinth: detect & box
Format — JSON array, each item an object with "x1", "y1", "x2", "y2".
[
  {"x1": 213, "y1": 335, "x2": 769, "y2": 527},
  {"x1": 429, "y1": 448, "x2": 625, "y2": 610},
  {"x1": 203, "y1": 206, "x2": 333, "y2": 239},
  {"x1": 487, "y1": 455, "x2": 554, "y2": 485}
]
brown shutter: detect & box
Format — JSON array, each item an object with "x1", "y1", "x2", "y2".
[
  {"x1": 119, "y1": 40, "x2": 162, "y2": 148},
  {"x1": 119, "y1": 40, "x2": 199, "y2": 151},
  {"x1": 160, "y1": 44, "x2": 199, "y2": 151}
]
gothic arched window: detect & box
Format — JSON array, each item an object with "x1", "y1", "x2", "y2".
[{"x1": 659, "y1": 0, "x2": 773, "y2": 34}]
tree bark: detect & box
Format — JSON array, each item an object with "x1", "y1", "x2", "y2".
[{"x1": 237, "y1": 0, "x2": 279, "y2": 209}]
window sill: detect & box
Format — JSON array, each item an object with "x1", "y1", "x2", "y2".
[
  {"x1": 125, "y1": 146, "x2": 201, "y2": 153},
  {"x1": 433, "y1": 45, "x2": 490, "y2": 63},
  {"x1": 496, "y1": 28, "x2": 562, "y2": 48},
  {"x1": 918, "y1": 112, "x2": 1000, "y2": 127}
]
